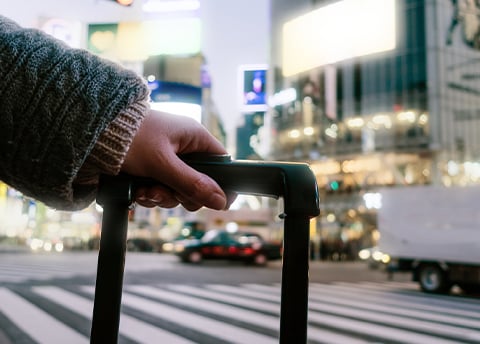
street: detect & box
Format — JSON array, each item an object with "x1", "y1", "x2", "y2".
[
  {"x1": 0, "y1": 251, "x2": 479, "y2": 343},
  {"x1": 0, "y1": 250, "x2": 406, "y2": 286}
]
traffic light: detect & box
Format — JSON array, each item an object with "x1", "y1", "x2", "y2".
[
  {"x1": 329, "y1": 180, "x2": 340, "y2": 191},
  {"x1": 326, "y1": 180, "x2": 345, "y2": 193}
]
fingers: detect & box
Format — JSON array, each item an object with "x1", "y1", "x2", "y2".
[
  {"x1": 131, "y1": 153, "x2": 228, "y2": 211},
  {"x1": 122, "y1": 110, "x2": 231, "y2": 211},
  {"x1": 135, "y1": 186, "x2": 179, "y2": 209},
  {"x1": 157, "y1": 152, "x2": 228, "y2": 210},
  {"x1": 135, "y1": 183, "x2": 226, "y2": 211}
]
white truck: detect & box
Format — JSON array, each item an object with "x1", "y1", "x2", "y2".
[{"x1": 377, "y1": 184, "x2": 480, "y2": 294}]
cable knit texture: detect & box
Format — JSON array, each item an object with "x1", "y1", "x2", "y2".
[{"x1": 0, "y1": 15, "x2": 150, "y2": 210}]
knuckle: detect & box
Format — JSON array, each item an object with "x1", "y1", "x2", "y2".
[{"x1": 188, "y1": 174, "x2": 208, "y2": 200}]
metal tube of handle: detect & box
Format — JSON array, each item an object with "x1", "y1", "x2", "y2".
[
  {"x1": 279, "y1": 216, "x2": 310, "y2": 343},
  {"x1": 91, "y1": 176, "x2": 132, "y2": 343}
]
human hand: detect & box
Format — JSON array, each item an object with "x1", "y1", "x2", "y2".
[{"x1": 121, "y1": 110, "x2": 234, "y2": 211}]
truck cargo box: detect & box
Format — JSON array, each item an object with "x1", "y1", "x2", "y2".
[{"x1": 378, "y1": 185, "x2": 480, "y2": 265}]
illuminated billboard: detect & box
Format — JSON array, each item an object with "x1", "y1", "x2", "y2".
[
  {"x1": 88, "y1": 18, "x2": 201, "y2": 61},
  {"x1": 282, "y1": 0, "x2": 396, "y2": 76},
  {"x1": 239, "y1": 64, "x2": 268, "y2": 113},
  {"x1": 148, "y1": 81, "x2": 202, "y2": 123}
]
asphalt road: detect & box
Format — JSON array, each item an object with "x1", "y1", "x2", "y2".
[
  {"x1": 2, "y1": 251, "x2": 478, "y2": 344},
  {"x1": 0, "y1": 250, "x2": 410, "y2": 287}
]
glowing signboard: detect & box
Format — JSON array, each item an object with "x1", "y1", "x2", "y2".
[
  {"x1": 238, "y1": 64, "x2": 268, "y2": 113},
  {"x1": 282, "y1": 0, "x2": 396, "y2": 76}
]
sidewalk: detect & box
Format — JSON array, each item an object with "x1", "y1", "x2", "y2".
[{"x1": 0, "y1": 243, "x2": 29, "y2": 253}]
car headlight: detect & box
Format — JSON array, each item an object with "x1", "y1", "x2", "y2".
[
  {"x1": 162, "y1": 243, "x2": 174, "y2": 252},
  {"x1": 29, "y1": 238, "x2": 44, "y2": 251},
  {"x1": 372, "y1": 250, "x2": 384, "y2": 261},
  {"x1": 55, "y1": 242, "x2": 64, "y2": 253},
  {"x1": 43, "y1": 242, "x2": 52, "y2": 252},
  {"x1": 174, "y1": 244, "x2": 185, "y2": 253},
  {"x1": 358, "y1": 249, "x2": 371, "y2": 260}
]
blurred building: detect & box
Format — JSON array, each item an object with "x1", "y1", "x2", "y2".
[
  {"x1": 267, "y1": 0, "x2": 480, "y2": 256},
  {"x1": 0, "y1": 3, "x2": 229, "y2": 245},
  {"x1": 143, "y1": 54, "x2": 226, "y2": 145}
]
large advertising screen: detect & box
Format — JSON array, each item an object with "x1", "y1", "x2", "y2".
[
  {"x1": 282, "y1": 0, "x2": 396, "y2": 76},
  {"x1": 88, "y1": 18, "x2": 201, "y2": 61},
  {"x1": 239, "y1": 64, "x2": 268, "y2": 113},
  {"x1": 148, "y1": 81, "x2": 202, "y2": 123}
]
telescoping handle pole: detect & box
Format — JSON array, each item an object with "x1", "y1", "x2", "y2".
[
  {"x1": 91, "y1": 154, "x2": 319, "y2": 343},
  {"x1": 91, "y1": 175, "x2": 133, "y2": 343}
]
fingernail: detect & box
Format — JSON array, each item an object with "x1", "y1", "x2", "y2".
[{"x1": 150, "y1": 192, "x2": 163, "y2": 203}]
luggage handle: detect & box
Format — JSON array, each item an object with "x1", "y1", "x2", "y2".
[
  {"x1": 91, "y1": 155, "x2": 319, "y2": 343},
  {"x1": 96, "y1": 154, "x2": 319, "y2": 217}
]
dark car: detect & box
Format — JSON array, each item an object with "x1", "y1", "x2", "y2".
[
  {"x1": 127, "y1": 238, "x2": 154, "y2": 252},
  {"x1": 174, "y1": 229, "x2": 282, "y2": 266},
  {"x1": 127, "y1": 238, "x2": 165, "y2": 252}
]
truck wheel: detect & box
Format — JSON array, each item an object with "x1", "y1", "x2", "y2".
[{"x1": 418, "y1": 264, "x2": 451, "y2": 293}]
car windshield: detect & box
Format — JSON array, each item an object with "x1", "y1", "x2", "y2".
[
  {"x1": 200, "y1": 230, "x2": 264, "y2": 244},
  {"x1": 200, "y1": 230, "x2": 223, "y2": 243},
  {"x1": 233, "y1": 233, "x2": 263, "y2": 244}
]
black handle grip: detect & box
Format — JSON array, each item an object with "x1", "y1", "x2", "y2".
[
  {"x1": 182, "y1": 154, "x2": 319, "y2": 217},
  {"x1": 98, "y1": 155, "x2": 320, "y2": 218}
]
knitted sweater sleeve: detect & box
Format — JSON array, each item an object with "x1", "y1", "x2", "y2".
[{"x1": 0, "y1": 15, "x2": 150, "y2": 210}]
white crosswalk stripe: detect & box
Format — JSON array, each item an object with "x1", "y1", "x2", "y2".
[
  {"x1": 0, "y1": 288, "x2": 87, "y2": 344},
  {"x1": 34, "y1": 286, "x2": 194, "y2": 344},
  {"x1": 164, "y1": 284, "x2": 367, "y2": 344},
  {"x1": 0, "y1": 281, "x2": 480, "y2": 343}
]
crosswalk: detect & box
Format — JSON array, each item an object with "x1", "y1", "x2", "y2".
[{"x1": 0, "y1": 281, "x2": 480, "y2": 344}]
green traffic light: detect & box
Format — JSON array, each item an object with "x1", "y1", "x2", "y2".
[{"x1": 330, "y1": 181, "x2": 339, "y2": 191}]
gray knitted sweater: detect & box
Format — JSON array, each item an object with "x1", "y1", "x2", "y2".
[{"x1": 0, "y1": 15, "x2": 150, "y2": 210}]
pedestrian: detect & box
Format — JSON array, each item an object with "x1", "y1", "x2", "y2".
[{"x1": 0, "y1": 15, "x2": 232, "y2": 212}]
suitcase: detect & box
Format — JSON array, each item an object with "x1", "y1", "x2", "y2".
[{"x1": 90, "y1": 155, "x2": 319, "y2": 343}]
